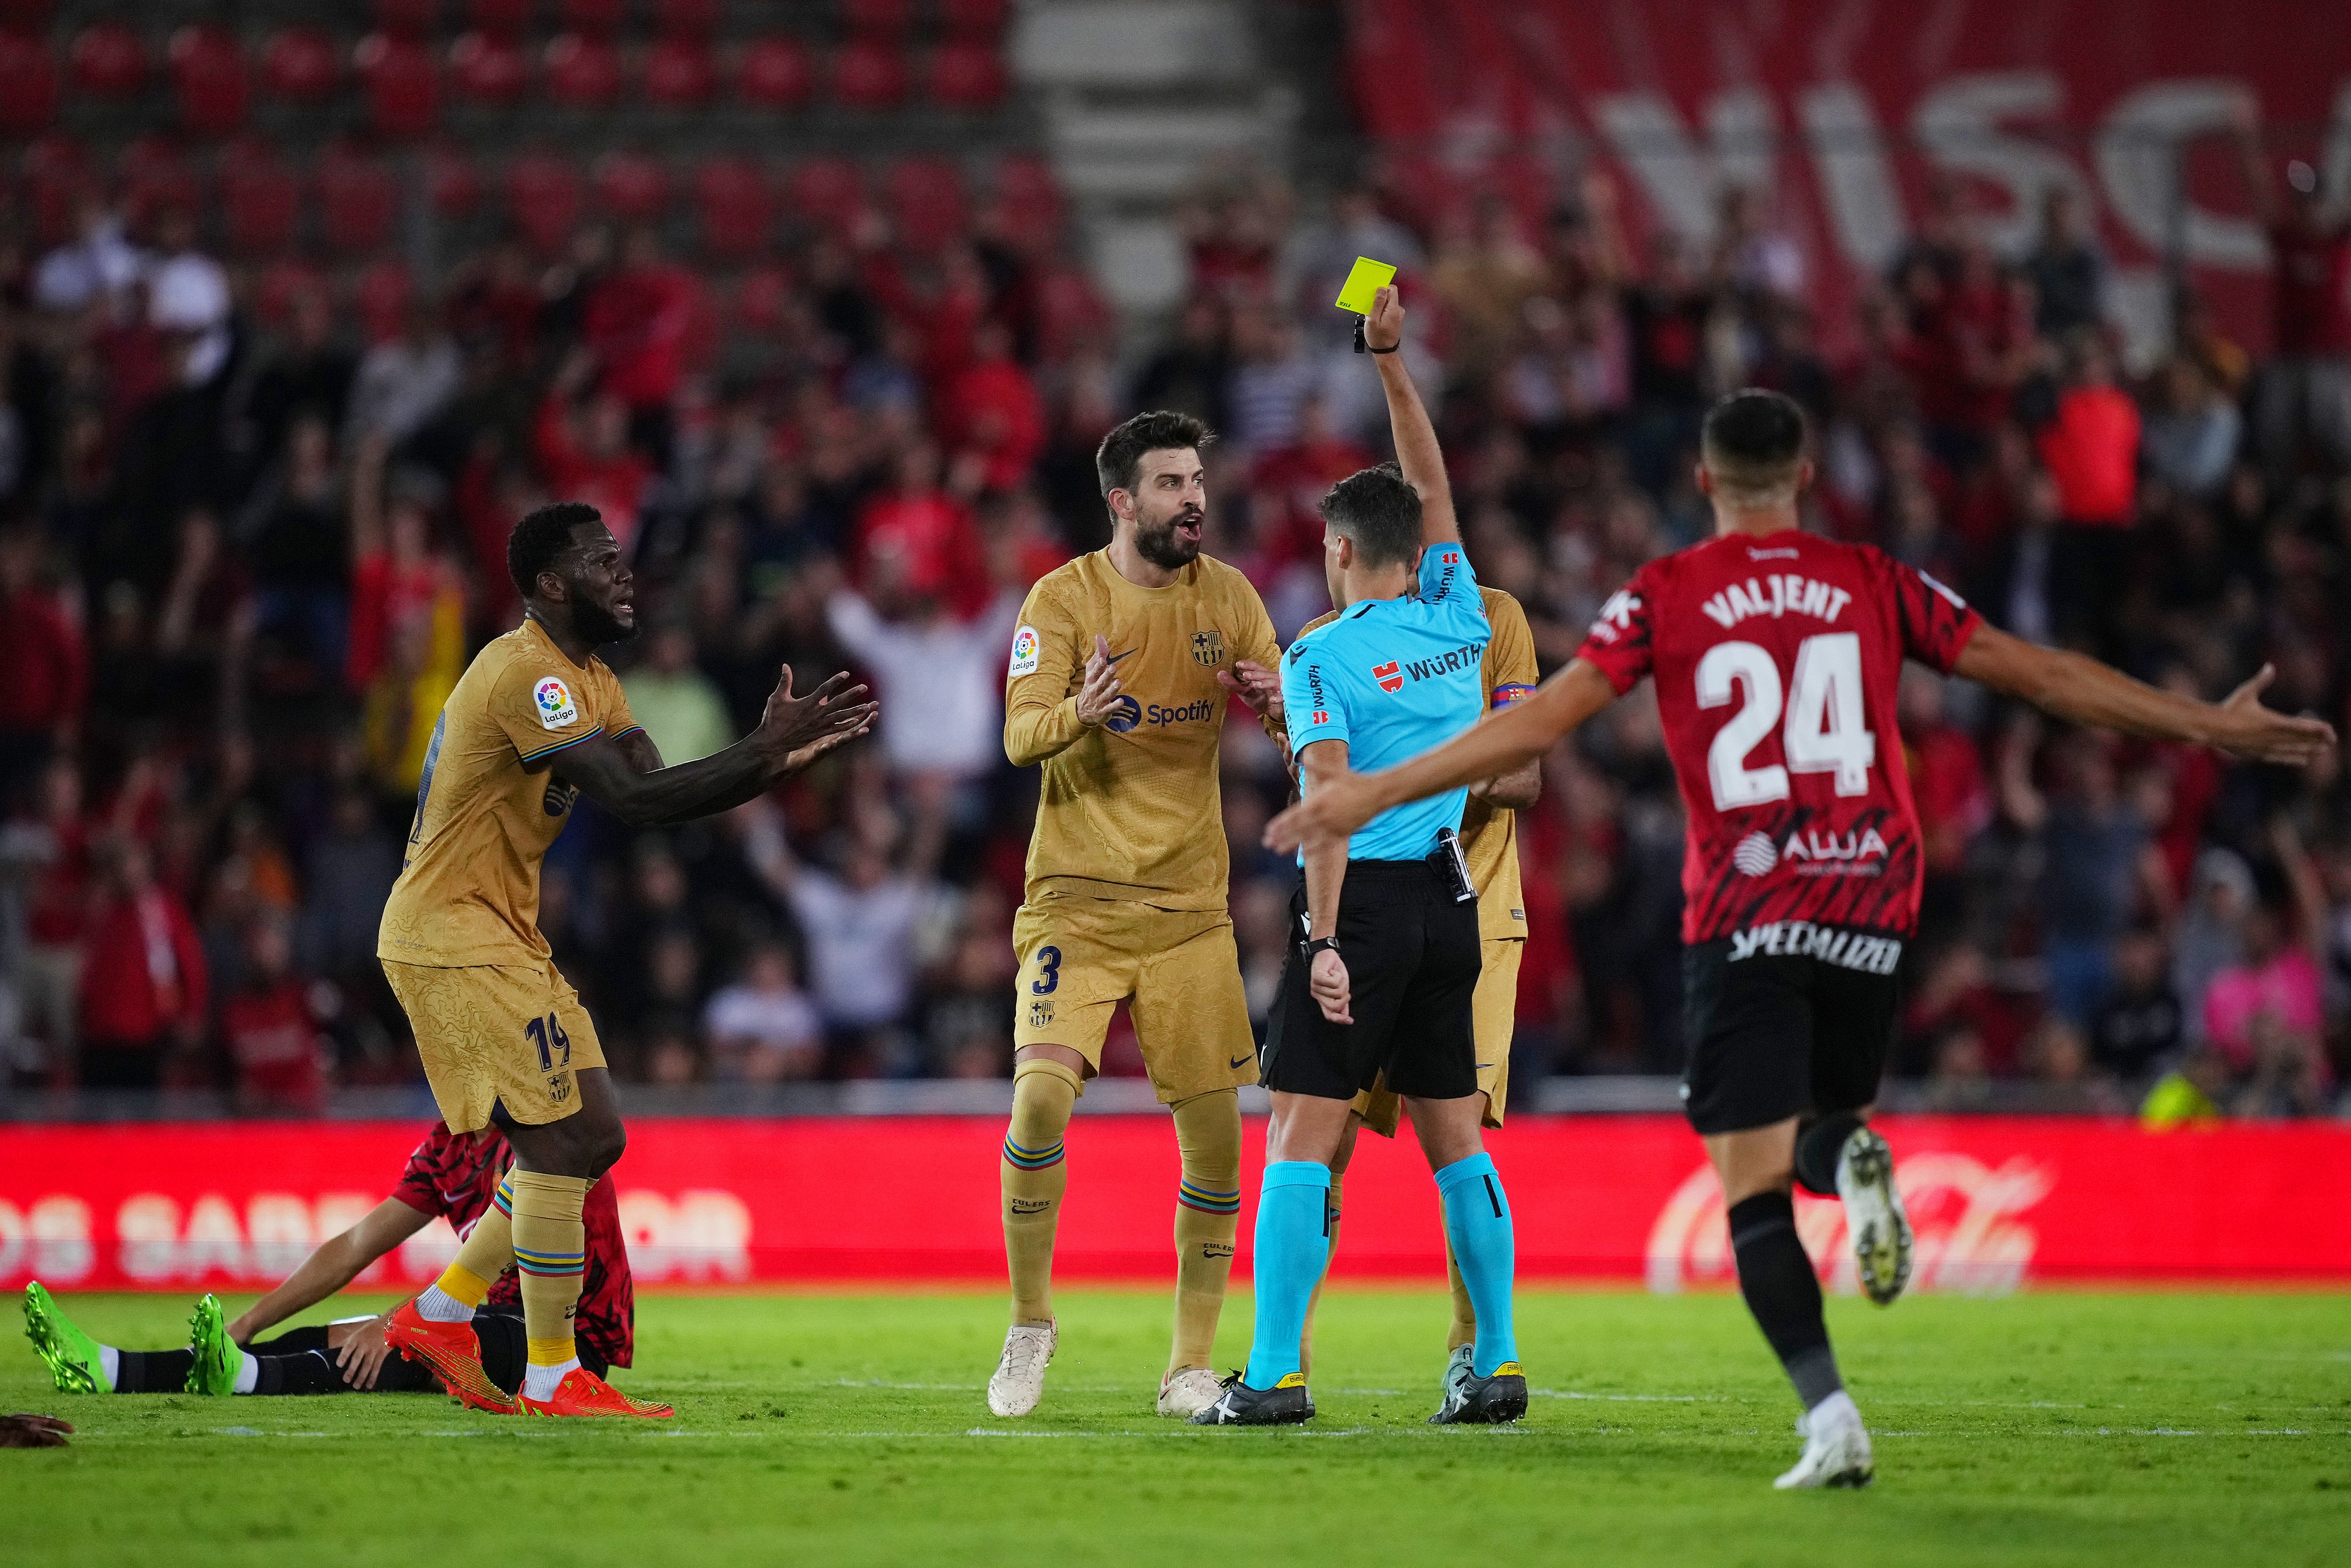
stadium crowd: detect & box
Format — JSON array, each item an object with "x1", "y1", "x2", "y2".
[{"x1": 1, "y1": 126, "x2": 2347, "y2": 1120}]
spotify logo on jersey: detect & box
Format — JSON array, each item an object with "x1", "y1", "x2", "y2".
[{"x1": 1103, "y1": 695, "x2": 1143, "y2": 733}]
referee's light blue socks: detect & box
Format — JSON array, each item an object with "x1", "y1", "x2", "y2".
[
  {"x1": 1242, "y1": 1161, "x2": 1332, "y2": 1389},
  {"x1": 1434, "y1": 1153, "x2": 1519, "y2": 1377}
]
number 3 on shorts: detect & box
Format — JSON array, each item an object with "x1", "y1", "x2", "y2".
[
  {"x1": 524, "y1": 1013, "x2": 573, "y2": 1072},
  {"x1": 1031, "y1": 945, "x2": 1061, "y2": 996}
]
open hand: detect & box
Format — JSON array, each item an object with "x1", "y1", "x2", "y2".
[
  {"x1": 334, "y1": 1315, "x2": 395, "y2": 1390},
  {"x1": 1217, "y1": 658, "x2": 1284, "y2": 723},
  {"x1": 1075, "y1": 635, "x2": 1126, "y2": 727},
  {"x1": 1365, "y1": 284, "x2": 1406, "y2": 352},
  {"x1": 758, "y1": 666, "x2": 876, "y2": 758},
  {"x1": 1309, "y1": 947, "x2": 1352, "y2": 1025},
  {"x1": 2213, "y1": 664, "x2": 2336, "y2": 766}
]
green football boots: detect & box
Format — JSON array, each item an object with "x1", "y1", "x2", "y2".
[{"x1": 22, "y1": 1282, "x2": 110, "y2": 1394}]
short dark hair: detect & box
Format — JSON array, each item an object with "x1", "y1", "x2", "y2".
[
  {"x1": 1319, "y1": 464, "x2": 1423, "y2": 569},
  {"x1": 1700, "y1": 389, "x2": 1808, "y2": 506},
  {"x1": 1095, "y1": 410, "x2": 1213, "y2": 501},
  {"x1": 507, "y1": 501, "x2": 604, "y2": 600}
]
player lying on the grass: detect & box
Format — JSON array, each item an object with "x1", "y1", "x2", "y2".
[
  {"x1": 1269, "y1": 387, "x2": 2336, "y2": 1482},
  {"x1": 1197, "y1": 285, "x2": 1524, "y2": 1427},
  {"x1": 1292, "y1": 292, "x2": 1544, "y2": 1410},
  {"x1": 376, "y1": 500, "x2": 872, "y2": 1420},
  {"x1": 989, "y1": 411, "x2": 1291, "y2": 1420},
  {"x1": 21, "y1": 1121, "x2": 634, "y2": 1399}
]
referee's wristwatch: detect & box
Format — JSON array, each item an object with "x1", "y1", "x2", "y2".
[{"x1": 1303, "y1": 935, "x2": 1342, "y2": 961}]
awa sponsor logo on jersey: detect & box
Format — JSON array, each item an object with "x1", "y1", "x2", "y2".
[
  {"x1": 1731, "y1": 825, "x2": 1891, "y2": 877},
  {"x1": 534, "y1": 677, "x2": 579, "y2": 729},
  {"x1": 1698, "y1": 575, "x2": 1853, "y2": 631}
]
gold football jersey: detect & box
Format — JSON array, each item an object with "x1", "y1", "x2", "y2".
[
  {"x1": 1005, "y1": 551, "x2": 1281, "y2": 911},
  {"x1": 378, "y1": 617, "x2": 639, "y2": 968},
  {"x1": 1298, "y1": 584, "x2": 1538, "y2": 940}
]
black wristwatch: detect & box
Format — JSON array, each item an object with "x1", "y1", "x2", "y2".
[{"x1": 1304, "y1": 935, "x2": 1342, "y2": 960}]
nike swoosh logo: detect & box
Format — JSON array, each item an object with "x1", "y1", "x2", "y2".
[
  {"x1": 1229, "y1": 1054, "x2": 1255, "y2": 1070},
  {"x1": 1107, "y1": 648, "x2": 1139, "y2": 665},
  {"x1": 1474, "y1": 1063, "x2": 1493, "y2": 1070}
]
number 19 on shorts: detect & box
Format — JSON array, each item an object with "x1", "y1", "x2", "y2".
[{"x1": 525, "y1": 1012, "x2": 572, "y2": 1073}]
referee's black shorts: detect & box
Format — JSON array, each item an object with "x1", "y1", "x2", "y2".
[{"x1": 1262, "y1": 860, "x2": 1481, "y2": 1102}]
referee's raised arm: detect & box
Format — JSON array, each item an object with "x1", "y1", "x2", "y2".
[{"x1": 1363, "y1": 285, "x2": 1458, "y2": 546}]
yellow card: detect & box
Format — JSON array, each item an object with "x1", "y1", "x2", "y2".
[{"x1": 1334, "y1": 256, "x2": 1398, "y2": 315}]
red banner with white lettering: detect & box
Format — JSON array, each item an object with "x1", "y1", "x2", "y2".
[
  {"x1": 1344, "y1": 0, "x2": 2351, "y2": 358},
  {"x1": 4, "y1": 1116, "x2": 2347, "y2": 1293}
]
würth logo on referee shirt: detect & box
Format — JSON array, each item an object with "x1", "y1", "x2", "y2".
[{"x1": 1371, "y1": 660, "x2": 1404, "y2": 693}]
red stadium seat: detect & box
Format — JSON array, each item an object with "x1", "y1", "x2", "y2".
[
  {"x1": 937, "y1": 0, "x2": 1009, "y2": 40},
  {"x1": 449, "y1": 30, "x2": 528, "y2": 104},
  {"x1": 169, "y1": 25, "x2": 248, "y2": 138},
  {"x1": 993, "y1": 152, "x2": 1064, "y2": 237},
  {"x1": 594, "y1": 149, "x2": 668, "y2": 224},
  {"x1": 736, "y1": 35, "x2": 810, "y2": 111},
  {"x1": 784, "y1": 155, "x2": 864, "y2": 236},
  {"x1": 830, "y1": 37, "x2": 906, "y2": 112},
  {"x1": 258, "y1": 28, "x2": 339, "y2": 103},
  {"x1": 0, "y1": 34, "x2": 58, "y2": 138},
  {"x1": 353, "y1": 258, "x2": 413, "y2": 342},
  {"x1": 254, "y1": 257, "x2": 328, "y2": 329},
  {"x1": 925, "y1": 40, "x2": 1005, "y2": 111},
  {"x1": 425, "y1": 141, "x2": 482, "y2": 214},
  {"x1": 692, "y1": 155, "x2": 774, "y2": 260},
  {"x1": 354, "y1": 34, "x2": 439, "y2": 140},
  {"x1": 640, "y1": 37, "x2": 715, "y2": 107},
  {"x1": 882, "y1": 155, "x2": 966, "y2": 253},
  {"x1": 219, "y1": 139, "x2": 301, "y2": 256},
  {"x1": 840, "y1": 0, "x2": 912, "y2": 38},
  {"x1": 319, "y1": 147, "x2": 398, "y2": 254},
  {"x1": 507, "y1": 150, "x2": 584, "y2": 253},
  {"x1": 372, "y1": 0, "x2": 439, "y2": 42},
  {"x1": 21, "y1": 135, "x2": 88, "y2": 245},
  {"x1": 120, "y1": 137, "x2": 202, "y2": 229},
  {"x1": 729, "y1": 262, "x2": 792, "y2": 335},
  {"x1": 557, "y1": 0, "x2": 623, "y2": 39},
  {"x1": 68, "y1": 21, "x2": 148, "y2": 100},
  {"x1": 650, "y1": 0, "x2": 719, "y2": 39},
  {"x1": 543, "y1": 33, "x2": 621, "y2": 107},
  {"x1": 468, "y1": 0, "x2": 534, "y2": 40}
]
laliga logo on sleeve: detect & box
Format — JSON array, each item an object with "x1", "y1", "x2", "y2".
[
  {"x1": 534, "y1": 676, "x2": 579, "y2": 730},
  {"x1": 1008, "y1": 625, "x2": 1040, "y2": 678},
  {"x1": 1371, "y1": 660, "x2": 1404, "y2": 694}
]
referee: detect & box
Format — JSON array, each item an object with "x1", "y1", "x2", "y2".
[{"x1": 1195, "y1": 286, "x2": 1525, "y2": 1427}]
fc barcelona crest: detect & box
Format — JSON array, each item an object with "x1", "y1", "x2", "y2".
[{"x1": 1190, "y1": 630, "x2": 1225, "y2": 666}]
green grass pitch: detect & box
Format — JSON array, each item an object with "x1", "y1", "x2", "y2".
[{"x1": 4, "y1": 1288, "x2": 2347, "y2": 1566}]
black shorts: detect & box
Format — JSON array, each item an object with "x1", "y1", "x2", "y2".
[
  {"x1": 1680, "y1": 927, "x2": 1903, "y2": 1135},
  {"x1": 1263, "y1": 861, "x2": 1481, "y2": 1102}
]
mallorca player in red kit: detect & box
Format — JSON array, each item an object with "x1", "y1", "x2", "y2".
[{"x1": 1267, "y1": 389, "x2": 2335, "y2": 1489}]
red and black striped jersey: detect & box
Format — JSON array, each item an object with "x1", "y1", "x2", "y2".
[
  {"x1": 1575, "y1": 529, "x2": 1982, "y2": 946},
  {"x1": 390, "y1": 1122, "x2": 635, "y2": 1368}
]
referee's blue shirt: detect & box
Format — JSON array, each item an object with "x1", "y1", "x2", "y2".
[{"x1": 1281, "y1": 542, "x2": 1490, "y2": 863}]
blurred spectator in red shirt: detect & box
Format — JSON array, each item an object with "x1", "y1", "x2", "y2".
[
  {"x1": 346, "y1": 436, "x2": 447, "y2": 691},
  {"x1": 854, "y1": 438, "x2": 987, "y2": 617},
  {"x1": 219, "y1": 915, "x2": 327, "y2": 1115},
  {"x1": 0, "y1": 526, "x2": 87, "y2": 808},
  {"x1": 583, "y1": 227, "x2": 700, "y2": 462},
  {"x1": 1249, "y1": 391, "x2": 1374, "y2": 568},
  {"x1": 2036, "y1": 333, "x2": 2140, "y2": 655},
  {"x1": 5, "y1": 757, "x2": 94, "y2": 1081},
  {"x1": 940, "y1": 319, "x2": 1045, "y2": 494},
  {"x1": 1899, "y1": 668, "x2": 1989, "y2": 932},
  {"x1": 2235, "y1": 106, "x2": 2351, "y2": 480},
  {"x1": 535, "y1": 349, "x2": 653, "y2": 554},
  {"x1": 76, "y1": 835, "x2": 207, "y2": 1090}
]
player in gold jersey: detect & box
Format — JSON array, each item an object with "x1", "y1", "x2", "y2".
[
  {"x1": 989, "y1": 411, "x2": 1288, "y2": 1420},
  {"x1": 376, "y1": 500, "x2": 873, "y2": 1420},
  {"x1": 1293, "y1": 584, "x2": 1540, "y2": 1402}
]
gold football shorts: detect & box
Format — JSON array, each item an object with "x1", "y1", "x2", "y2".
[
  {"x1": 381, "y1": 959, "x2": 606, "y2": 1132},
  {"x1": 1011, "y1": 893, "x2": 1257, "y2": 1105},
  {"x1": 1353, "y1": 935, "x2": 1522, "y2": 1137}
]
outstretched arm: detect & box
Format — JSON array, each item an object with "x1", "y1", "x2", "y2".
[
  {"x1": 226, "y1": 1198, "x2": 433, "y2": 1345},
  {"x1": 1268, "y1": 659, "x2": 1617, "y2": 853},
  {"x1": 555, "y1": 667, "x2": 875, "y2": 829},
  {"x1": 1363, "y1": 285, "x2": 1457, "y2": 546},
  {"x1": 1953, "y1": 626, "x2": 2334, "y2": 764}
]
